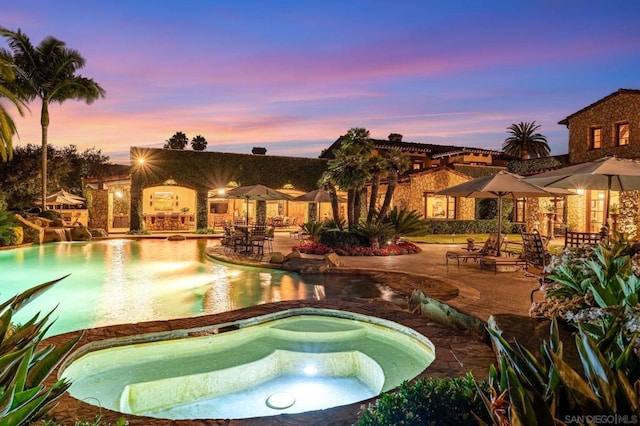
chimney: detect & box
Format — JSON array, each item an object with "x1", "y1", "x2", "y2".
[
  {"x1": 388, "y1": 133, "x2": 403, "y2": 142},
  {"x1": 251, "y1": 147, "x2": 267, "y2": 155}
]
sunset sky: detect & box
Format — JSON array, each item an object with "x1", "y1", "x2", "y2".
[{"x1": 3, "y1": 1, "x2": 640, "y2": 164}]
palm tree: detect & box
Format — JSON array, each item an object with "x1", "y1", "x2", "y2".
[
  {"x1": 1, "y1": 27, "x2": 105, "y2": 210},
  {"x1": 191, "y1": 134, "x2": 207, "y2": 151},
  {"x1": 0, "y1": 50, "x2": 26, "y2": 161},
  {"x1": 164, "y1": 131, "x2": 189, "y2": 149},
  {"x1": 376, "y1": 148, "x2": 410, "y2": 223},
  {"x1": 327, "y1": 145, "x2": 371, "y2": 228},
  {"x1": 502, "y1": 121, "x2": 550, "y2": 160},
  {"x1": 318, "y1": 172, "x2": 342, "y2": 228},
  {"x1": 366, "y1": 155, "x2": 386, "y2": 224},
  {"x1": 326, "y1": 128, "x2": 373, "y2": 228}
]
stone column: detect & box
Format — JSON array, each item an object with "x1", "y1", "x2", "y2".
[
  {"x1": 256, "y1": 200, "x2": 267, "y2": 225},
  {"x1": 196, "y1": 188, "x2": 208, "y2": 230}
]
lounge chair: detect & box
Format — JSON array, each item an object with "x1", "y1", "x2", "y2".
[{"x1": 445, "y1": 233, "x2": 502, "y2": 267}]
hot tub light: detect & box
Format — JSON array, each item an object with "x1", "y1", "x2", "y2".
[
  {"x1": 303, "y1": 365, "x2": 318, "y2": 376},
  {"x1": 266, "y1": 392, "x2": 295, "y2": 409}
]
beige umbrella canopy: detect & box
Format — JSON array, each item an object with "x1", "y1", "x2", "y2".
[
  {"x1": 524, "y1": 156, "x2": 640, "y2": 226},
  {"x1": 437, "y1": 171, "x2": 566, "y2": 256},
  {"x1": 214, "y1": 184, "x2": 293, "y2": 224},
  {"x1": 36, "y1": 189, "x2": 85, "y2": 208},
  {"x1": 292, "y1": 188, "x2": 346, "y2": 203}
]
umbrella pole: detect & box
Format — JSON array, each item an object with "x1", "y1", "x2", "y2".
[
  {"x1": 604, "y1": 175, "x2": 612, "y2": 233},
  {"x1": 497, "y1": 196, "x2": 502, "y2": 257},
  {"x1": 245, "y1": 197, "x2": 250, "y2": 225}
]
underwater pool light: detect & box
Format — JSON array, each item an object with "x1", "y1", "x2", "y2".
[{"x1": 303, "y1": 365, "x2": 318, "y2": 376}]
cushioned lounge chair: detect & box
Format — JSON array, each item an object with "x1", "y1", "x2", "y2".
[{"x1": 445, "y1": 233, "x2": 502, "y2": 267}]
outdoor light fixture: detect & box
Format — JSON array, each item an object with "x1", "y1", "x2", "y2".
[
  {"x1": 137, "y1": 158, "x2": 145, "y2": 165},
  {"x1": 217, "y1": 188, "x2": 225, "y2": 195},
  {"x1": 303, "y1": 365, "x2": 318, "y2": 376},
  {"x1": 577, "y1": 188, "x2": 585, "y2": 195},
  {"x1": 115, "y1": 191, "x2": 123, "y2": 198}
]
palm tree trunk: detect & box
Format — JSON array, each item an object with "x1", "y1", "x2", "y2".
[
  {"x1": 40, "y1": 101, "x2": 50, "y2": 211},
  {"x1": 327, "y1": 184, "x2": 342, "y2": 229},
  {"x1": 347, "y1": 189, "x2": 355, "y2": 229},
  {"x1": 354, "y1": 188, "x2": 363, "y2": 226},
  {"x1": 377, "y1": 173, "x2": 397, "y2": 224},
  {"x1": 367, "y1": 174, "x2": 380, "y2": 224}
]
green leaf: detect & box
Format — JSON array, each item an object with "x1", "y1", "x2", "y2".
[
  {"x1": 26, "y1": 333, "x2": 82, "y2": 388},
  {"x1": 0, "y1": 392, "x2": 47, "y2": 426},
  {"x1": 547, "y1": 349, "x2": 602, "y2": 412}
]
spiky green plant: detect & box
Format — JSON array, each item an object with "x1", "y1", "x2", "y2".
[
  {"x1": 383, "y1": 206, "x2": 428, "y2": 243},
  {"x1": 480, "y1": 316, "x2": 640, "y2": 425},
  {"x1": 300, "y1": 220, "x2": 326, "y2": 243},
  {"x1": 355, "y1": 219, "x2": 393, "y2": 249},
  {"x1": 0, "y1": 276, "x2": 82, "y2": 424}
]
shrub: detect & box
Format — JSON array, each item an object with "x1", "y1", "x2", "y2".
[
  {"x1": 195, "y1": 227, "x2": 216, "y2": 234},
  {"x1": 38, "y1": 210, "x2": 63, "y2": 221},
  {"x1": 294, "y1": 240, "x2": 421, "y2": 256},
  {"x1": 319, "y1": 229, "x2": 368, "y2": 248},
  {"x1": 425, "y1": 219, "x2": 516, "y2": 235},
  {"x1": 358, "y1": 373, "x2": 490, "y2": 425}
]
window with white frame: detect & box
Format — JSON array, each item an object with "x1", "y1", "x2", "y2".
[{"x1": 424, "y1": 193, "x2": 455, "y2": 219}]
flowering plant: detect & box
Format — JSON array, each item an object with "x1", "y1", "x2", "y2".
[{"x1": 292, "y1": 240, "x2": 421, "y2": 256}]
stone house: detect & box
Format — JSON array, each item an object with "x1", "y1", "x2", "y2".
[{"x1": 555, "y1": 88, "x2": 640, "y2": 234}]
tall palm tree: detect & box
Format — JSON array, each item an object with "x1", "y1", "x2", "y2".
[
  {"x1": 366, "y1": 155, "x2": 386, "y2": 224},
  {"x1": 0, "y1": 50, "x2": 26, "y2": 161},
  {"x1": 1, "y1": 27, "x2": 105, "y2": 209},
  {"x1": 327, "y1": 145, "x2": 371, "y2": 228},
  {"x1": 502, "y1": 121, "x2": 550, "y2": 160},
  {"x1": 326, "y1": 128, "x2": 373, "y2": 228},
  {"x1": 376, "y1": 148, "x2": 410, "y2": 223}
]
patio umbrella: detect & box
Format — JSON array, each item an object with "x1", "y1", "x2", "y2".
[
  {"x1": 36, "y1": 189, "x2": 85, "y2": 208},
  {"x1": 524, "y1": 156, "x2": 640, "y2": 228},
  {"x1": 292, "y1": 188, "x2": 346, "y2": 203},
  {"x1": 437, "y1": 171, "x2": 566, "y2": 256},
  {"x1": 214, "y1": 184, "x2": 293, "y2": 224}
]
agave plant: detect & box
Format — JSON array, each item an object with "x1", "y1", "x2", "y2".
[
  {"x1": 480, "y1": 316, "x2": 640, "y2": 424},
  {"x1": 0, "y1": 276, "x2": 82, "y2": 425}
]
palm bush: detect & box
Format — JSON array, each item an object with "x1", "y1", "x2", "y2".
[
  {"x1": 382, "y1": 206, "x2": 428, "y2": 243},
  {"x1": 0, "y1": 276, "x2": 82, "y2": 424},
  {"x1": 300, "y1": 220, "x2": 326, "y2": 242},
  {"x1": 355, "y1": 220, "x2": 393, "y2": 249}
]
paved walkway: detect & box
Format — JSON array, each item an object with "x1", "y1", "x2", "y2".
[{"x1": 269, "y1": 231, "x2": 540, "y2": 321}]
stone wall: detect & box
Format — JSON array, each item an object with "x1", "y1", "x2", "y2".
[
  {"x1": 394, "y1": 168, "x2": 475, "y2": 219},
  {"x1": 566, "y1": 90, "x2": 640, "y2": 164},
  {"x1": 88, "y1": 188, "x2": 109, "y2": 231}
]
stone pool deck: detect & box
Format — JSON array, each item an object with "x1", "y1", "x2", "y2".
[{"x1": 42, "y1": 232, "x2": 553, "y2": 425}]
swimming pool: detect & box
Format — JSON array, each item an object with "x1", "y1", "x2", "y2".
[
  {"x1": 61, "y1": 308, "x2": 435, "y2": 420},
  {"x1": 1, "y1": 239, "x2": 391, "y2": 336}
]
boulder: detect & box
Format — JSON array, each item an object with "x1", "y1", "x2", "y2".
[
  {"x1": 285, "y1": 250, "x2": 301, "y2": 260},
  {"x1": 324, "y1": 252, "x2": 343, "y2": 267},
  {"x1": 89, "y1": 228, "x2": 108, "y2": 238},
  {"x1": 167, "y1": 234, "x2": 186, "y2": 241},
  {"x1": 70, "y1": 226, "x2": 92, "y2": 241},
  {"x1": 269, "y1": 252, "x2": 286, "y2": 264}
]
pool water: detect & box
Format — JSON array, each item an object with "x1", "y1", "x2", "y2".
[
  {"x1": 1, "y1": 239, "x2": 391, "y2": 336},
  {"x1": 62, "y1": 310, "x2": 435, "y2": 419}
]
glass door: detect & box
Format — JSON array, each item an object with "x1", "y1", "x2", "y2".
[{"x1": 587, "y1": 190, "x2": 605, "y2": 232}]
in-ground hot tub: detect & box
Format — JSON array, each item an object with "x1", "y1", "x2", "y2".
[{"x1": 61, "y1": 308, "x2": 435, "y2": 420}]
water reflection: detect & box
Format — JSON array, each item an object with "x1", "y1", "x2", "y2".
[{"x1": 2, "y1": 239, "x2": 388, "y2": 336}]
